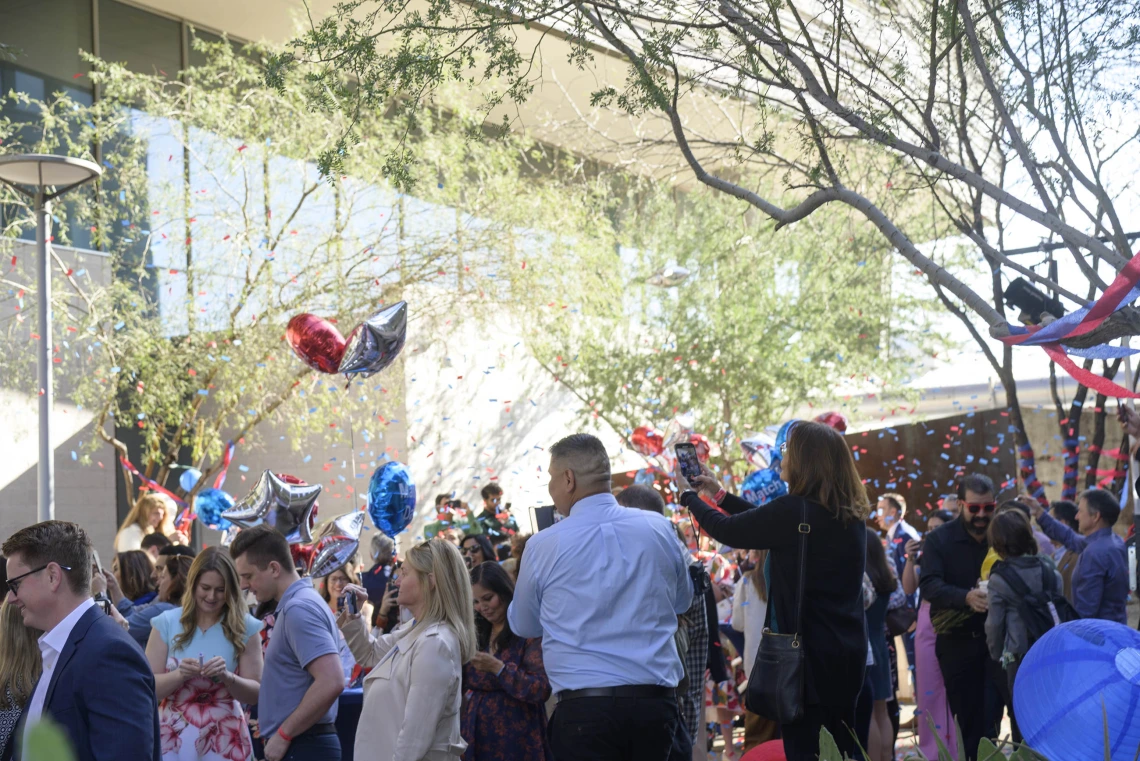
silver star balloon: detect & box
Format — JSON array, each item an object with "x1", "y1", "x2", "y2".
[
  {"x1": 310, "y1": 535, "x2": 360, "y2": 579},
  {"x1": 331, "y1": 510, "x2": 366, "y2": 541},
  {"x1": 338, "y1": 301, "x2": 407, "y2": 379},
  {"x1": 223, "y1": 470, "x2": 322, "y2": 544}
]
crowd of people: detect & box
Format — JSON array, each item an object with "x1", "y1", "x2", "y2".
[{"x1": 0, "y1": 418, "x2": 1135, "y2": 761}]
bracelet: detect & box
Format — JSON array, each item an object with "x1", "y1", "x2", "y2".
[
  {"x1": 277, "y1": 728, "x2": 293, "y2": 743},
  {"x1": 713, "y1": 488, "x2": 727, "y2": 505}
]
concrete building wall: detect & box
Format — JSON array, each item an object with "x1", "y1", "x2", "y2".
[
  {"x1": 399, "y1": 309, "x2": 645, "y2": 547},
  {"x1": 0, "y1": 243, "x2": 120, "y2": 555}
]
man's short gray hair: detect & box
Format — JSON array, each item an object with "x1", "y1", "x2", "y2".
[
  {"x1": 371, "y1": 533, "x2": 394, "y2": 560},
  {"x1": 550, "y1": 433, "x2": 611, "y2": 481}
]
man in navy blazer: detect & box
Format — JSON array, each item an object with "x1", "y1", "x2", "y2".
[{"x1": 2, "y1": 521, "x2": 159, "y2": 761}]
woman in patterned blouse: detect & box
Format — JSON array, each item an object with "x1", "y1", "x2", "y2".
[
  {"x1": 0, "y1": 595, "x2": 41, "y2": 758},
  {"x1": 461, "y1": 561, "x2": 552, "y2": 761}
]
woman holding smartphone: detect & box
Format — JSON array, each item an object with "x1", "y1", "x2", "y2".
[
  {"x1": 146, "y1": 548, "x2": 264, "y2": 761},
  {"x1": 678, "y1": 421, "x2": 869, "y2": 761},
  {"x1": 318, "y1": 562, "x2": 374, "y2": 684},
  {"x1": 338, "y1": 538, "x2": 476, "y2": 761}
]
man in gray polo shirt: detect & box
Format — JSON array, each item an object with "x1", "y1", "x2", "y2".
[{"x1": 231, "y1": 525, "x2": 345, "y2": 761}]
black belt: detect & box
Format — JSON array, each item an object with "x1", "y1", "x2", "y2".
[
  {"x1": 296, "y1": 722, "x2": 337, "y2": 737},
  {"x1": 556, "y1": 685, "x2": 676, "y2": 703}
]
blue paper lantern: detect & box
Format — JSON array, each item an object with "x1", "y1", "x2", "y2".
[
  {"x1": 741, "y1": 468, "x2": 787, "y2": 506},
  {"x1": 368, "y1": 461, "x2": 417, "y2": 538},
  {"x1": 179, "y1": 467, "x2": 203, "y2": 493},
  {"x1": 194, "y1": 488, "x2": 234, "y2": 531},
  {"x1": 1015, "y1": 619, "x2": 1140, "y2": 759}
]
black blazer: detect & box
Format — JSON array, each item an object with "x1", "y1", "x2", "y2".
[
  {"x1": 682, "y1": 491, "x2": 867, "y2": 709},
  {"x1": 6, "y1": 605, "x2": 160, "y2": 761}
]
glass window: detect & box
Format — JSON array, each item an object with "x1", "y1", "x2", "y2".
[
  {"x1": 187, "y1": 28, "x2": 227, "y2": 70},
  {"x1": 99, "y1": 0, "x2": 181, "y2": 81},
  {"x1": 0, "y1": 0, "x2": 94, "y2": 84}
]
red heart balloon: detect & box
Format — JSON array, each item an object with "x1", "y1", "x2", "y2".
[
  {"x1": 814, "y1": 410, "x2": 849, "y2": 433},
  {"x1": 287, "y1": 313, "x2": 346, "y2": 374},
  {"x1": 690, "y1": 433, "x2": 711, "y2": 463},
  {"x1": 631, "y1": 425, "x2": 665, "y2": 456}
]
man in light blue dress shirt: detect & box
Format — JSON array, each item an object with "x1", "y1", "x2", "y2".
[{"x1": 509, "y1": 433, "x2": 694, "y2": 761}]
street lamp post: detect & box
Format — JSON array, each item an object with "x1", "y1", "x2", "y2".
[{"x1": 0, "y1": 154, "x2": 102, "y2": 522}]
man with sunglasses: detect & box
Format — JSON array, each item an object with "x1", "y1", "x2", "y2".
[
  {"x1": 2, "y1": 520, "x2": 159, "y2": 761},
  {"x1": 918, "y1": 474, "x2": 1002, "y2": 761}
]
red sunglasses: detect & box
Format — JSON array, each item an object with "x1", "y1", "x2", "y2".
[{"x1": 964, "y1": 502, "x2": 997, "y2": 515}]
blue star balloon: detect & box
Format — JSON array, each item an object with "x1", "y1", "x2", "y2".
[
  {"x1": 368, "y1": 461, "x2": 417, "y2": 538},
  {"x1": 194, "y1": 488, "x2": 234, "y2": 531},
  {"x1": 741, "y1": 468, "x2": 787, "y2": 506}
]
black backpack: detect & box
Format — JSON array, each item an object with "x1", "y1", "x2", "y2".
[{"x1": 990, "y1": 559, "x2": 1080, "y2": 646}]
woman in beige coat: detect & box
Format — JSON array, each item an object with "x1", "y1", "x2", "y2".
[{"x1": 340, "y1": 538, "x2": 477, "y2": 761}]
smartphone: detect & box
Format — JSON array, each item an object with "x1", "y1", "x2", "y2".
[
  {"x1": 531, "y1": 505, "x2": 557, "y2": 531},
  {"x1": 675, "y1": 442, "x2": 702, "y2": 481},
  {"x1": 448, "y1": 499, "x2": 462, "y2": 510},
  {"x1": 338, "y1": 592, "x2": 359, "y2": 616},
  {"x1": 91, "y1": 549, "x2": 103, "y2": 575}
]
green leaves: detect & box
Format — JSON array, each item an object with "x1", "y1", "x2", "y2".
[
  {"x1": 24, "y1": 719, "x2": 77, "y2": 761},
  {"x1": 0, "y1": 34, "x2": 624, "y2": 498},
  {"x1": 524, "y1": 179, "x2": 946, "y2": 475}
]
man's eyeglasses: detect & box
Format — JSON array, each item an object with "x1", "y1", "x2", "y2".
[
  {"x1": 7, "y1": 563, "x2": 71, "y2": 595},
  {"x1": 964, "y1": 502, "x2": 997, "y2": 515}
]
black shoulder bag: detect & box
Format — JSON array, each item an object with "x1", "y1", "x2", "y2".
[{"x1": 744, "y1": 498, "x2": 808, "y2": 724}]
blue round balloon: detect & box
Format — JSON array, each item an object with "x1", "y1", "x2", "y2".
[
  {"x1": 180, "y1": 467, "x2": 203, "y2": 493},
  {"x1": 194, "y1": 488, "x2": 234, "y2": 530},
  {"x1": 741, "y1": 468, "x2": 787, "y2": 506},
  {"x1": 1015, "y1": 619, "x2": 1140, "y2": 759},
  {"x1": 368, "y1": 461, "x2": 417, "y2": 538}
]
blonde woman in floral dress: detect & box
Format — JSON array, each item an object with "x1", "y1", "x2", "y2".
[{"x1": 146, "y1": 548, "x2": 263, "y2": 761}]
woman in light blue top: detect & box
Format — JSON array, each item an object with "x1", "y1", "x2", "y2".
[{"x1": 146, "y1": 548, "x2": 264, "y2": 761}]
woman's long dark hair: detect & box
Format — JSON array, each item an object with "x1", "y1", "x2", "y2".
[
  {"x1": 117, "y1": 550, "x2": 155, "y2": 601},
  {"x1": 470, "y1": 561, "x2": 517, "y2": 653},
  {"x1": 784, "y1": 422, "x2": 870, "y2": 524},
  {"x1": 462, "y1": 534, "x2": 495, "y2": 565},
  {"x1": 865, "y1": 527, "x2": 895, "y2": 597}
]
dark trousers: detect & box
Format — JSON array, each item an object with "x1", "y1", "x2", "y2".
[
  {"x1": 995, "y1": 658, "x2": 1022, "y2": 743},
  {"x1": 781, "y1": 704, "x2": 858, "y2": 761},
  {"x1": 282, "y1": 732, "x2": 341, "y2": 761},
  {"x1": 854, "y1": 669, "x2": 873, "y2": 760},
  {"x1": 550, "y1": 696, "x2": 683, "y2": 761},
  {"x1": 935, "y1": 635, "x2": 1000, "y2": 761}
]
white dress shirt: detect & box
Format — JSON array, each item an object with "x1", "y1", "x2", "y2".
[
  {"x1": 23, "y1": 598, "x2": 95, "y2": 746},
  {"x1": 508, "y1": 492, "x2": 694, "y2": 693},
  {"x1": 887, "y1": 519, "x2": 921, "y2": 545}
]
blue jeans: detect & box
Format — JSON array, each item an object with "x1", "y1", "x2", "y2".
[{"x1": 283, "y1": 733, "x2": 341, "y2": 761}]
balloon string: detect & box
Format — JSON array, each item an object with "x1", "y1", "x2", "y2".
[{"x1": 347, "y1": 408, "x2": 359, "y2": 508}]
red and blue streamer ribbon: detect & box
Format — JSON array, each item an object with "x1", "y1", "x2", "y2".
[
  {"x1": 1017, "y1": 443, "x2": 1049, "y2": 506},
  {"x1": 118, "y1": 456, "x2": 188, "y2": 507},
  {"x1": 1000, "y1": 251, "x2": 1140, "y2": 398},
  {"x1": 214, "y1": 440, "x2": 236, "y2": 489}
]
